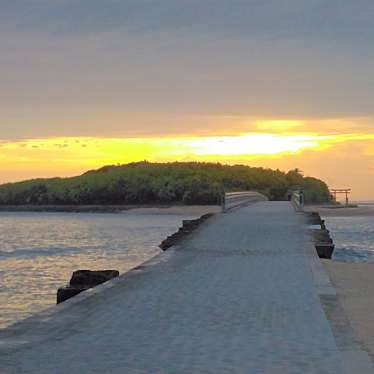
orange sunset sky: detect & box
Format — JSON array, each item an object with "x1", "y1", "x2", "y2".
[{"x1": 1, "y1": 1, "x2": 373, "y2": 200}]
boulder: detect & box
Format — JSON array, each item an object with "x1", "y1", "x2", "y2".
[
  {"x1": 200, "y1": 213, "x2": 214, "y2": 220},
  {"x1": 305, "y1": 211, "x2": 323, "y2": 225},
  {"x1": 315, "y1": 243, "x2": 335, "y2": 259},
  {"x1": 182, "y1": 219, "x2": 200, "y2": 228},
  {"x1": 160, "y1": 213, "x2": 215, "y2": 251},
  {"x1": 57, "y1": 269, "x2": 119, "y2": 304},
  {"x1": 70, "y1": 270, "x2": 119, "y2": 288},
  {"x1": 312, "y1": 230, "x2": 333, "y2": 243},
  {"x1": 57, "y1": 286, "x2": 87, "y2": 304}
]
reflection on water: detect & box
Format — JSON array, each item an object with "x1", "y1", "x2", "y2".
[
  {"x1": 324, "y1": 216, "x2": 374, "y2": 263},
  {"x1": 0, "y1": 211, "x2": 196, "y2": 328}
]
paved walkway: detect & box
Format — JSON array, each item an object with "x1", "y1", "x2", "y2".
[{"x1": 0, "y1": 202, "x2": 372, "y2": 373}]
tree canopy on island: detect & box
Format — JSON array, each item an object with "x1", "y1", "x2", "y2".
[{"x1": 0, "y1": 162, "x2": 330, "y2": 205}]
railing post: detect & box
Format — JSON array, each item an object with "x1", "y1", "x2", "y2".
[
  {"x1": 291, "y1": 190, "x2": 304, "y2": 211},
  {"x1": 299, "y1": 190, "x2": 304, "y2": 207},
  {"x1": 221, "y1": 186, "x2": 226, "y2": 212}
]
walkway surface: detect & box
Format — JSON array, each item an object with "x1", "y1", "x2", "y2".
[{"x1": 0, "y1": 201, "x2": 372, "y2": 373}]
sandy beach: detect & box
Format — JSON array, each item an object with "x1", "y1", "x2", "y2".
[
  {"x1": 323, "y1": 260, "x2": 374, "y2": 361},
  {"x1": 127, "y1": 205, "x2": 221, "y2": 215},
  {"x1": 0, "y1": 204, "x2": 222, "y2": 215},
  {"x1": 305, "y1": 204, "x2": 374, "y2": 217}
]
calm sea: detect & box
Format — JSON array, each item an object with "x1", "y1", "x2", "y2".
[
  {"x1": 324, "y1": 203, "x2": 374, "y2": 263},
  {"x1": 0, "y1": 211, "x2": 198, "y2": 328}
]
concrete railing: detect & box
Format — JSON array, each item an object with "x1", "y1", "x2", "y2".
[
  {"x1": 291, "y1": 191, "x2": 304, "y2": 211},
  {"x1": 223, "y1": 191, "x2": 268, "y2": 211}
]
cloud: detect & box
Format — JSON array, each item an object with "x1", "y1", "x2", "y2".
[
  {"x1": 1, "y1": 2, "x2": 374, "y2": 140},
  {"x1": 3, "y1": 1, "x2": 374, "y2": 40}
]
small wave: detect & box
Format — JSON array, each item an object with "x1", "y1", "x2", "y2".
[
  {"x1": 333, "y1": 247, "x2": 374, "y2": 263},
  {"x1": 0, "y1": 246, "x2": 83, "y2": 259}
]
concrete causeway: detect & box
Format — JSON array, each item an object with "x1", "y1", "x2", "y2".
[{"x1": 0, "y1": 201, "x2": 373, "y2": 373}]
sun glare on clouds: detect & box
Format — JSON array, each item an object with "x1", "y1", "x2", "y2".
[
  {"x1": 0, "y1": 129, "x2": 374, "y2": 199},
  {"x1": 181, "y1": 134, "x2": 322, "y2": 156},
  {"x1": 0, "y1": 133, "x2": 328, "y2": 181},
  {"x1": 0, "y1": 133, "x2": 326, "y2": 163}
]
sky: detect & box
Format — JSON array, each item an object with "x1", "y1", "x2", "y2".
[{"x1": 1, "y1": 1, "x2": 374, "y2": 199}]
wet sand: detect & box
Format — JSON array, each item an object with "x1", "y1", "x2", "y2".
[{"x1": 323, "y1": 260, "x2": 374, "y2": 361}]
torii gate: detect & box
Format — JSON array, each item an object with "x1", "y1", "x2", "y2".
[{"x1": 330, "y1": 188, "x2": 351, "y2": 205}]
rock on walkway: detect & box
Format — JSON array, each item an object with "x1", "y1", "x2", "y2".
[{"x1": 0, "y1": 201, "x2": 372, "y2": 373}]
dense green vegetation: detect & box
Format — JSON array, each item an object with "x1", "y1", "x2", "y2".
[{"x1": 0, "y1": 162, "x2": 330, "y2": 205}]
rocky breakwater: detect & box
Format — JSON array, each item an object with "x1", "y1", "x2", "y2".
[
  {"x1": 305, "y1": 211, "x2": 335, "y2": 259},
  {"x1": 57, "y1": 270, "x2": 119, "y2": 304},
  {"x1": 159, "y1": 213, "x2": 214, "y2": 250}
]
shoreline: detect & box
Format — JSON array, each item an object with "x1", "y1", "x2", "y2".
[
  {"x1": 305, "y1": 204, "x2": 374, "y2": 217},
  {"x1": 0, "y1": 204, "x2": 222, "y2": 214}
]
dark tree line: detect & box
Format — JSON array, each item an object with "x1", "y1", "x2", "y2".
[{"x1": 0, "y1": 162, "x2": 331, "y2": 205}]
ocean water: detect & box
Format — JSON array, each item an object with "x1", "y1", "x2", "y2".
[
  {"x1": 0, "y1": 211, "x2": 197, "y2": 328},
  {"x1": 324, "y1": 215, "x2": 374, "y2": 263}
]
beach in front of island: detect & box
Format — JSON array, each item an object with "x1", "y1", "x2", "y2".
[{"x1": 305, "y1": 203, "x2": 374, "y2": 217}]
